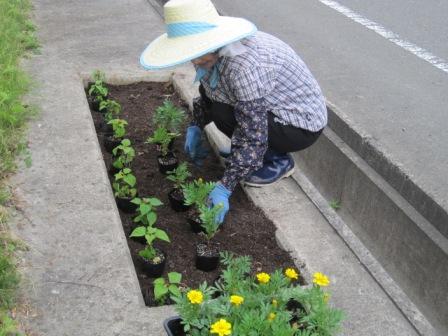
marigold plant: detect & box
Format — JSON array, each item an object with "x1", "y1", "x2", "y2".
[{"x1": 172, "y1": 253, "x2": 344, "y2": 336}]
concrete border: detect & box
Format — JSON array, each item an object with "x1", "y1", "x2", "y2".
[{"x1": 326, "y1": 102, "x2": 448, "y2": 240}]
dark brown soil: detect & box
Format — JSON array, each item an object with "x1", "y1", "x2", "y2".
[{"x1": 89, "y1": 81, "x2": 298, "y2": 306}]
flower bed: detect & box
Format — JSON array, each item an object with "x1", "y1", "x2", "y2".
[{"x1": 88, "y1": 80, "x2": 303, "y2": 306}]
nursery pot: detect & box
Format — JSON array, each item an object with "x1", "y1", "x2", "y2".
[
  {"x1": 88, "y1": 95, "x2": 107, "y2": 112},
  {"x1": 157, "y1": 152, "x2": 178, "y2": 175},
  {"x1": 115, "y1": 196, "x2": 137, "y2": 213},
  {"x1": 163, "y1": 316, "x2": 184, "y2": 336},
  {"x1": 139, "y1": 249, "x2": 166, "y2": 278},
  {"x1": 103, "y1": 134, "x2": 122, "y2": 153},
  {"x1": 186, "y1": 210, "x2": 204, "y2": 234},
  {"x1": 97, "y1": 120, "x2": 113, "y2": 134},
  {"x1": 195, "y1": 242, "x2": 220, "y2": 272},
  {"x1": 108, "y1": 163, "x2": 120, "y2": 176},
  {"x1": 168, "y1": 188, "x2": 191, "y2": 212}
]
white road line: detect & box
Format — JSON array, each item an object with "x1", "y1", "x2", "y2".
[{"x1": 318, "y1": 0, "x2": 448, "y2": 73}]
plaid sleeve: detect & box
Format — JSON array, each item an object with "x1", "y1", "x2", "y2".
[
  {"x1": 230, "y1": 66, "x2": 275, "y2": 102},
  {"x1": 221, "y1": 98, "x2": 268, "y2": 191}
]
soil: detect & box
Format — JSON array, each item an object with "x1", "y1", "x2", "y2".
[{"x1": 89, "y1": 81, "x2": 300, "y2": 307}]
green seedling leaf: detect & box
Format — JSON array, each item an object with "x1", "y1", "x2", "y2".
[
  {"x1": 155, "y1": 229, "x2": 170, "y2": 242},
  {"x1": 169, "y1": 284, "x2": 181, "y2": 298},
  {"x1": 139, "y1": 203, "x2": 151, "y2": 215},
  {"x1": 149, "y1": 198, "x2": 163, "y2": 206},
  {"x1": 153, "y1": 278, "x2": 165, "y2": 286},
  {"x1": 168, "y1": 272, "x2": 182, "y2": 284},
  {"x1": 154, "y1": 284, "x2": 169, "y2": 300},
  {"x1": 146, "y1": 212, "x2": 157, "y2": 226},
  {"x1": 130, "y1": 226, "x2": 146, "y2": 237},
  {"x1": 131, "y1": 198, "x2": 142, "y2": 205},
  {"x1": 123, "y1": 174, "x2": 136, "y2": 187}
]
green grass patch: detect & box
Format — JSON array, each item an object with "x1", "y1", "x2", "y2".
[
  {"x1": 0, "y1": 0, "x2": 38, "y2": 334},
  {"x1": 0, "y1": 0, "x2": 38, "y2": 179}
]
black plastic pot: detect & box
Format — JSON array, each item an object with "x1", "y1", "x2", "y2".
[
  {"x1": 103, "y1": 135, "x2": 121, "y2": 153},
  {"x1": 139, "y1": 249, "x2": 166, "y2": 278},
  {"x1": 97, "y1": 120, "x2": 113, "y2": 134},
  {"x1": 168, "y1": 189, "x2": 190, "y2": 212},
  {"x1": 115, "y1": 196, "x2": 137, "y2": 213},
  {"x1": 108, "y1": 163, "x2": 120, "y2": 176},
  {"x1": 157, "y1": 153, "x2": 178, "y2": 174},
  {"x1": 195, "y1": 242, "x2": 220, "y2": 272},
  {"x1": 185, "y1": 208, "x2": 205, "y2": 234},
  {"x1": 163, "y1": 316, "x2": 184, "y2": 336}
]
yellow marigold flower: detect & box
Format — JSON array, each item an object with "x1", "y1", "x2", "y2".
[
  {"x1": 187, "y1": 290, "x2": 203, "y2": 304},
  {"x1": 230, "y1": 295, "x2": 244, "y2": 306},
  {"x1": 323, "y1": 292, "x2": 331, "y2": 303},
  {"x1": 256, "y1": 272, "x2": 271, "y2": 284},
  {"x1": 313, "y1": 272, "x2": 330, "y2": 287},
  {"x1": 268, "y1": 312, "x2": 276, "y2": 321},
  {"x1": 272, "y1": 299, "x2": 278, "y2": 307},
  {"x1": 284, "y1": 268, "x2": 299, "y2": 280},
  {"x1": 210, "y1": 319, "x2": 232, "y2": 336}
]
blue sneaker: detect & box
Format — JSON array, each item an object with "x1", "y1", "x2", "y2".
[{"x1": 245, "y1": 152, "x2": 295, "y2": 187}]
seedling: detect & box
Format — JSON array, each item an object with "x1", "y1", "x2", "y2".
[
  {"x1": 130, "y1": 197, "x2": 170, "y2": 263},
  {"x1": 182, "y1": 178, "x2": 216, "y2": 209},
  {"x1": 153, "y1": 272, "x2": 182, "y2": 304},
  {"x1": 131, "y1": 197, "x2": 163, "y2": 227},
  {"x1": 112, "y1": 139, "x2": 135, "y2": 170},
  {"x1": 100, "y1": 99, "x2": 121, "y2": 122},
  {"x1": 153, "y1": 100, "x2": 186, "y2": 133},
  {"x1": 88, "y1": 70, "x2": 108, "y2": 100},
  {"x1": 166, "y1": 162, "x2": 191, "y2": 190},
  {"x1": 112, "y1": 168, "x2": 137, "y2": 199},
  {"x1": 146, "y1": 126, "x2": 179, "y2": 157},
  {"x1": 108, "y1": 118, "x2": 128, "y2": 139},
  {"x1": 198, "y1": 203, "x2": 223, "y2": 241}
]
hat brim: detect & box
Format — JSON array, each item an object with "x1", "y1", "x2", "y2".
[{"x1": 140, "y1": 17, "x2": 257, "y2": 70}]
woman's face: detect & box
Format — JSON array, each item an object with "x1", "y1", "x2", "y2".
[{"x1": 191, "y1": 52, "x2": 219, "y2": 70}]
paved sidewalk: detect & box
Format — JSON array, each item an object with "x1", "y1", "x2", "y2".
[{"x1": 8, "y1": 0, "x2": 426, "y2": 335}]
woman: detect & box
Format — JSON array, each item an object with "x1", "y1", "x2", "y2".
[{"x1": 141, "y1": 0, "x2": 327, "y2": 223}]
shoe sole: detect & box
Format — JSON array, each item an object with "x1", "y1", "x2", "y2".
[{"x1": 244, "y1": 167, "x2": 295, "y2": 188}]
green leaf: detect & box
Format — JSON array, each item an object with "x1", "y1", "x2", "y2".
[
  {"x1": 147, "y1": 212, "x2": 157, "y2": 226},
  {"x1": 153, "y1": 278, "x2": 165, "y2": 285},
  {"x1": 139, "y1": 203, "x2": 151, "y2": 215},
  {"x1": 154, "y1": 284, "x2": 169, "y2": 300},
  {"x1": 123, "y1": 174, "x2": 136, "y2": 187},
  {"x1": 168, "y1": 272, "x2": 182, "y2": 284},
  {"x1": 149, "y1": 198, "x2": 163, "y2": 206},
  {"x1": 155, "y1": 229, "x2": 170, "y2": 242},
  {"x1": 169, "y1": 285, "x2": 181, "y2": 298},
  {"x1": 131, "y1": 197, "x2": 141, "y2": 205},
  {"x1": 130, "y1": 226, "x2": 146, "y2": 237}
]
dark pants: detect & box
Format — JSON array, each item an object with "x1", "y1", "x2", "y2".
[{"x1": 199, "y1": 85, "x2": 322, "y2": 154}]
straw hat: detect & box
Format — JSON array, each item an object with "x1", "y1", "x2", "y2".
[{"x1": 140, "y1": 0, "x2": 257, "y2": 69}]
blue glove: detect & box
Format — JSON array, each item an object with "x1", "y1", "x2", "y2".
[
  {"x1": 184, "y1": 125, "x2": 208, "y2": 165},
  {"x1": 208, "y1": 183, "x2": 231, "y2": 224}
]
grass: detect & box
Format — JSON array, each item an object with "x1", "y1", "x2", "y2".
[{"x1": 0, "y1": 0, "x2": 38, "y2": 333}]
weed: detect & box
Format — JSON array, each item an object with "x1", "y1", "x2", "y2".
[{"x1": 329, "y1": 200, "x2": 341, "y2": 211}]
